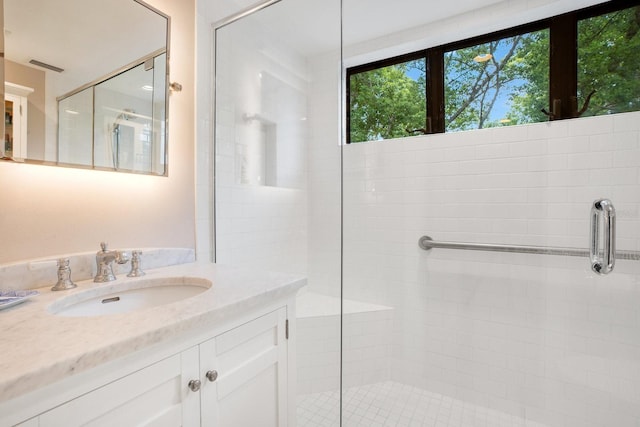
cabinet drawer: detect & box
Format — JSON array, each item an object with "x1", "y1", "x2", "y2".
[{"x1": 39, "y1": 348, "x2": 199, "y2": 427}]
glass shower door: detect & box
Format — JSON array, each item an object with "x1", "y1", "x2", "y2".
[{"x1": 212, "y1": 0, "x2": 342, "y2": 425}]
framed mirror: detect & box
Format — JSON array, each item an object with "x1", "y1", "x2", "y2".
[{"x1": 2, "y1": 0, "x2": 169, "y2": 175}]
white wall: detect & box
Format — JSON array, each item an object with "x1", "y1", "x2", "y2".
[
  {"x1": 341, "y1": 112, "x2": 640, "y2": 427},
  {"x1": 0, "y1": 0, "x2": 195, "y2": 263}
]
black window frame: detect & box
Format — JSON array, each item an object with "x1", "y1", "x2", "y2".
[{"x1": 346, "y1": 0, "x2": 640, "y2": 144}]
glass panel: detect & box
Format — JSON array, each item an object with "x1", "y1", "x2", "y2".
[
  {"x1": 445, "y1": 29, "x2": 549, "y2": 131},
  {"x1": 578, "y1": 6, "x2": 640, "y2": 116},
  {"x1": 213, "y1": 0, "x2": 342, "y2": 425},
  {"x1": 349, "y1": 58, "x2": 426, "y2": 143}
]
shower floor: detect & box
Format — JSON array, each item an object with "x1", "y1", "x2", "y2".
[{"x1": 297, "y1": 381, "x2": 549, "y2": 427}]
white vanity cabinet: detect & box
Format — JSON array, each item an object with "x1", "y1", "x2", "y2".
[{"x1": 7, "y1": 306, "x2": 292, "y2": 427}]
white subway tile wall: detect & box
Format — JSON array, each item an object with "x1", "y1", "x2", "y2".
[
  {"x1": 306, "y1": 51, "x2": 343, "y2": 298},
  {"x1": 341, "y1": 112, "x2": 640, "y2": 427},
  {"x1": 214, "y1": 22, "x2": 309, "y2": 275}
]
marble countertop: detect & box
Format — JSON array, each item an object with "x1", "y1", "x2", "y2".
[{"x1": 0, "y1": 262, "x2": 306, "y2": 403}]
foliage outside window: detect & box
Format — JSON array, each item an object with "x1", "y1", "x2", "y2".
[
  {"x1": 349, "y1": 59, "x2": 426, "y2": 143},
  {"x1": 346, "y1": 2, "x2": 640, "y2": 144},
  {"x1": 444, "y1": 30, "x2": 549, "y2": 131},
  {"x1": 578, "y1": 6, "x2": 640, "y2": 116}
]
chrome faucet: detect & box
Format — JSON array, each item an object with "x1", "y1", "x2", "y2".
[{"x1": 94, "y1": 242, "x2": 130, "y2": 282}]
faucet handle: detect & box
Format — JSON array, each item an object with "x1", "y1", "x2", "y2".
[
  {"x1": 51, "y1": 258, "x2": 77, "y2": 291},
  {"x1": 127, "y1": 251, "x2": 145, "y2": 277},
  {"x1": 100, "y1": 242, "x2": 108, "y2": 252}
]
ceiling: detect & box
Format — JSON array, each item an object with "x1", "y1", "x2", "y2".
[
  {"x1": 4, "y1": 0, "x2": 166, "y2": 95},
  {"x1": 341, "y1": 0, "x2": 506, "y2": 46},
  {"x1": 236, "y1": 0, "x2": 506, "y2": 55},
  {"x1": 224, "y1": 0, "x2": 608, "y2": 59}
]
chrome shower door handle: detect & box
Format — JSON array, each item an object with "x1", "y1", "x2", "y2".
[{"x1": 590, "y1": 199, "x2": 616, "y2": 275}]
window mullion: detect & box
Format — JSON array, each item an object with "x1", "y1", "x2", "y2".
[
  {"x1": 427, "y1": 48, "x2": 444, "y2": 133},
  {"x1": 549, "y1": 13, "x2": 578, "y2": 120}
]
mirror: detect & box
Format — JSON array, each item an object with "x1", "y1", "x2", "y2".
[{"x1": 2, "y1": 0, "x2": 169, "y2": 175}]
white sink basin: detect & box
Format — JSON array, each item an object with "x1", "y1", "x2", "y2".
[{"x1": 49, "y1": 277, "x2": 211, "y2": 317}]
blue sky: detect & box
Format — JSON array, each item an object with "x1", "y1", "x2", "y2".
[{"x1": 400, "y1": 31, "x2": 546, "y2": 128}]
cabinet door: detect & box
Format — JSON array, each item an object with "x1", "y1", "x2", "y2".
[
  {"x1": 39, "y1": 347, "x2": 200, "y2": 427},
  {"x1": 200, "y1": 308, "x2": 288, "y2": 427}
]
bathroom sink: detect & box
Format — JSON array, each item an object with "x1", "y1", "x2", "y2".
[{"x1": 49, "y1": 277, "x2": 211, "y2": 317}]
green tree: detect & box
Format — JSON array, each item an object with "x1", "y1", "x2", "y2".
[
  {"x1": 503, "y1": 30, "x2": 549, "y2": 125},
  {"x1": 349, "y1": 60, "x2": 426, "y2": 143},
  {"x1": 509, "y1": 6, "x2": 640, "y2": 121},
  {"x1": 577, "y1": 6, "x2": 640, "y2": 116}
]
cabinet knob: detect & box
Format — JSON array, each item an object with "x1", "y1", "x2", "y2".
[
  {"x1": 206, "y1": 370, "x2": 218, "y2": 382},
  {"x1": 188, "y1": 379, "x2": 201, "y2": 392}
]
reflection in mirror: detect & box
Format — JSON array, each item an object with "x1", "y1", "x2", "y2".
[
  {"x1": 3, "y1": 0, "x2": 169, "y2": 175},
  {"x1": 58, "y1": 88, "x2": 92, "y2": 166}
]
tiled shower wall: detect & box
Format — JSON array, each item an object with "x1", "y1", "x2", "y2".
[
  {"x1": 214, "y1": 24, "x2": 309, "y2": 275},
  {"x1": 341, "y1": 112, "x2": 640, "y2": 427},
  {"x1": 306, "y1": 51, "x2": 342, "y2": 297}
]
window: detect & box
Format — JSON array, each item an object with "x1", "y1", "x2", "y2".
[
  {"x1": 346, "y1": 1, "x2": 640, "y2": 143},
  {"x1": 348, "y1": 56, "x2": 426, "y2": 143},
  {"x1": 444, "y1": 29, "x2": 549, "y2": 131}
]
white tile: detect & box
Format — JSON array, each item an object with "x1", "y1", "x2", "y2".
[
  {"x1": 566, "y1": 115, "x2": 614, "y2": 136},
  {"x1": 589, "y1": 167, "x2": 637, "y2": 185},
  {"x1": 567, "y1": 152, "x2": 613, "y2": 170},
  {"x1": 613, "y1": 111, "x2": 640, "y2": 132},
  {"x1": 547, "y1": 136, "x2": 590, "y2": 154},
  {"x1": 527, "y1": 121, "x2": 568, "y2": 140},
  {"x1": 510, "y1": 140, "x2": 548, "y2": 157},
  {"x1": 613, "y1": 150, "x2": 640, "y2": 168}
]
